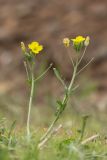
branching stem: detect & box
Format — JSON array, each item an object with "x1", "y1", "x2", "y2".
[{"x1": 40, "y1": 61, "x2": 78, "y2": 143}]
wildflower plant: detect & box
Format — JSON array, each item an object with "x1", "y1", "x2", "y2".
[
  {"x1": 21, "y1": 41, "x2": 52, "y2": 140},
  {"x1": 39, "y1": 36, "x2": 93, "y2": 148}
]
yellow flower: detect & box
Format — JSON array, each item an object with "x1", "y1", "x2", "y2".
[
  {"x1": 71, "y1": 36, "x2": 85, "y2": 52},
  {"x1": 63, "y1": 38, "x2": 70, "y2": 47},
  {"x1": 71, "y1": 36, "x2": 85, "y2": 44},
  {"x1": 28, "y1": 41, "x2": 43, "y2": 54}
]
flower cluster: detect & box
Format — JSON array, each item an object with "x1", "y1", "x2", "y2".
[
  {"x1": 21, "y1": 41, "x2": 43, "y2": 60},
  {"x1": 63, "y1": 36, "x2": 90, "y2": 52}
]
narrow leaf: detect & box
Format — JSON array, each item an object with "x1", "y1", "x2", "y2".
[{"x1": 53, "y1": 68, "x2": 66, "y2": 88}]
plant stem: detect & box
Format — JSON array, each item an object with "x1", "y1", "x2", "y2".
[
  {"x1": 40, "y1": 114, "x2": 59, "y2": 142},
  {"x1": 40, "y1": 61, "x2": 78, "y2": 142},
  {"x1": 34, "y1": 64, "x2": 52, "y2": 82},
  {"x1": 67, "y1": 48, "x2": 74, "y2": 68},
  {"x1": 27, "y1": 64, "x2": 35, "y2": 140},
  {"x1": 68, "y1": 61, "x2": 78, "y2": 93},
  {"x1": 79, "y1": 115, "x2": 89, "y2": 142},
  {"x1": 78, "y1": 47, "x2": 87, "y2": 65},
  {"x1": 76, "y1": 57, "x2": 94, "y2": 76},
  {"x1": 81, "y1": 134, "x2": 99, "y2": 145}
]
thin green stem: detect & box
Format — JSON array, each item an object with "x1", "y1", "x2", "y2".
[
  {"x1": 40, "y1": 113, "x2": 59, "y2": 142},
  {"x1": 79, "y1": 115, "x2": 89, "y2": 142},
  {"x1": 67, "y1": 48, "x2": 74, "y2": 68},
  {"x1": 68, "y1": 61, "x2": 78, "y2": 93},
  {"x1": 40, "y1": 62, "x2": 78, "y2": 142},
  {"x1": 24, "y1": 61, "x2": 30, "y2": 81},
  {"x1": 76, "y1": 57, "x2": 94, "y2": 76},
  {"x1": 34, "y1": 63, "x2": 52, "y2": 82},
  {"x1": 27, "y1": 64, "x2": 35, "y2": 140},
  {"x1": 78, "y1": 47, "x2": 87, "y2": 66}
]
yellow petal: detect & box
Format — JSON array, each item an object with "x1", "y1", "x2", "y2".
[
  {"x1": 28, "y1": 42, "x2": 39, "y2": 50},
  {"x1": 38, "y1": 45, "x2": 43, "y2": 51}
]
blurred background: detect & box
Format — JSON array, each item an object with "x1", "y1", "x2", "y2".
[{"x1": 0, "y1": 0, "x2": 107, "y2": 126}]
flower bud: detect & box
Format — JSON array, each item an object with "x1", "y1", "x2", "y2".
[
  {"x1": 84, "y1": 36, "x2": 90, "y2": 47},
  {"x1": 21, "y1": 42, "x2": 26, "y2": 53},
  {"x1": 63, "y1": 38, "x2": 70, "y2": 47}
]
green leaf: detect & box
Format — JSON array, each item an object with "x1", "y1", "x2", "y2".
[
  {"x1": 53, "y1": 68, "x2": 66, "y2": 88},
  {"x1": 8, "y1": 120, "x2": 16, "y2": 139},
  {"x1": 57, "y1": 100, "x2": 63, "y2": 108},
  {"x1": 24, "y1": 52, "x2": 33, "y2": 61},
  {"x1": 55, "y1": 100, "x2": 63, "y2": 116}
]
